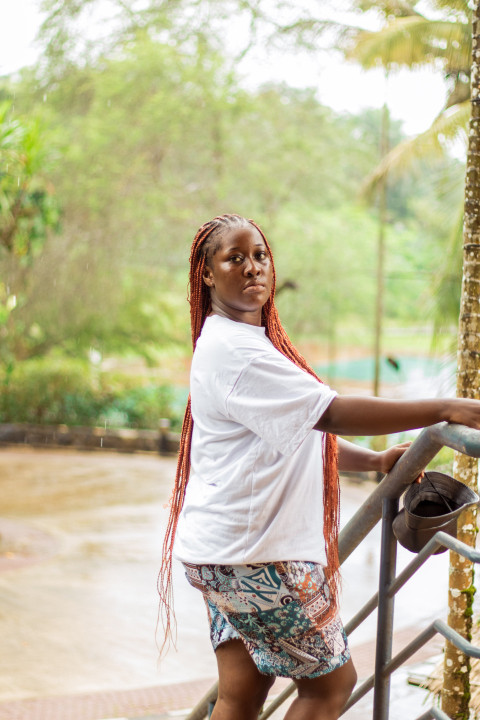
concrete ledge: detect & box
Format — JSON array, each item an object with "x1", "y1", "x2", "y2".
[{"x1": 0, "y1": 422, "x2": 180, "y2": 455}]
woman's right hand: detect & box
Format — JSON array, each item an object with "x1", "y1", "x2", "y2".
[{"x1": 444, "y1": 398, "x2": 480, "y2": 430}]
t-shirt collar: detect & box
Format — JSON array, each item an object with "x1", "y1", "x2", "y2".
[{"x1": 206, "y1": 314, "x2": 266, "y2": 336}]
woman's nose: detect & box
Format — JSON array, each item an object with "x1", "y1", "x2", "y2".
[{"x1": 244, "y1": 257, "x2": 260, "y2": 275}]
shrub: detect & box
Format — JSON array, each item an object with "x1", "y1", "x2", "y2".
[
  {"x1": 0, "y1": 358, "x2": 177, "y2": 429},
  {"x1": 98, "y1": 385, "x2": 175, "y2": 429}
]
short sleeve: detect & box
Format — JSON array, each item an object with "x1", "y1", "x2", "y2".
[{"x1": 225, "y1": 351, "x2": 337, "y2": 456}]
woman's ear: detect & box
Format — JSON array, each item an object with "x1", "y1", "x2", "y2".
[{"x1": 203, "y1": 265, "x2": 214, "y2": 288}]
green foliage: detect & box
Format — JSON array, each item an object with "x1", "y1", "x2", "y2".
[
  {"x1": 98, "y1": 385, "x2": 175, "y2": 429},
  {"x1": 342, "y1": 0, "x2": 473, "y2": 334},
  {"x1": 0, "y1": 357, "x2": 176, "y2": 428},
  {"x1": 0, "y1": 101, "x2": 59, "y2": 258},
  {"x1": 0, "y1": 357, "x2": 101, "y2": 425},
  {"x1": 37, "y1": 0, "x2": 259, "y2": 78},
  {"x1": 273, "y1": 203, "x2": 378, "y2": 338},
  {"x1": 0, "y1": 100, "x2": 61, "y2": 364},
  {"x1": 0, "y1": 25, "x2": 461, "y2": 366}
]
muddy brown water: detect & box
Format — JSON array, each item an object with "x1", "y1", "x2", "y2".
[
  {"x1": 0, "y1": 446, "x2": 218, "y2": 702},
  {"x1": 0, "y1": 446, "x2": 458, "y2": 712}
]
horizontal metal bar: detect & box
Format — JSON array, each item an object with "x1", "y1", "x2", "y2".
[
  {"x1": 342, "y1": 531, "x2": 480, "y2": 669},
  {"x1": 383, "y1": 624, "x2": 438, "y2": 677},
  {"x1": 377, "y1": 618, "x2": 480, "y2": 688},
  {"x1": 429, "y1": 421, "x2": 480, "y2": 458},
  {"x1": 380, "y1": 617, "x2": 480, "y2": 680},
  {"x1": 343, "y1": 532, "x2": 480, "y2": 640},
  {"x1": 434, "y1": 619, "x2": 480, "y2": 659},
  {"x1": 414, "y1": 706, "x2": 452, "y2": 720},
  {"x1": 344, "y1": 593, "x2": 379, "y2": 636},
  {"x1": 388, "y1": 531, "x2": 480, "y2": 599},
  {"x1": 437, "y1": 533, "x2": 480, "y2": 561},
  {"x1": 343, "y1": 619, "x2": 480, "y2": 717}
]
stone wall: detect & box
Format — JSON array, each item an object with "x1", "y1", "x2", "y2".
[{"x1": 0, "y1": 422, "x2": 180, "y2": 455}]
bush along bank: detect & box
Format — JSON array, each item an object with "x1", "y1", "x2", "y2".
[{"x1": 0, "y1": 357, "x2": 183, "y2": 434}]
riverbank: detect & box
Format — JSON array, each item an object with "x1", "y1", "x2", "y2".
[{"x1": 0, "y1": 422, "x2": 180, "y2": 454}]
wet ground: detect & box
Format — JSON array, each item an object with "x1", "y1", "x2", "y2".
[
  {"x1": 0, "y1": 447, "x2": 210, "y2": 700},
  {"x1": 0, "y1": 446, "x2": 459, "y2": 718}
]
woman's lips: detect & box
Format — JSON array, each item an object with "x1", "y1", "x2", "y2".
[{"x1": 243, "y1": 284, "x2": 266, "y2": 293}]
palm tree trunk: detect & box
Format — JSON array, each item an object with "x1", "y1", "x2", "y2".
[{"x1": 441, "y1": 3, "x2": 480, "y2": 717}]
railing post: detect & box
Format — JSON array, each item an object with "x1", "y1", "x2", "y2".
[{"x1": 373, "y1": 496, "x2": 398, "y2": 720}]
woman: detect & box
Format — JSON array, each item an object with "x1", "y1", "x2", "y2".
[{"x1": 160, "y1": 214, "x2": 480, "y2": 720}]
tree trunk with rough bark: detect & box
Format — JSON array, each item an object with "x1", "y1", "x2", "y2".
[{"x1": 441, "y1": 3, "x2": 480, "y2": 717}]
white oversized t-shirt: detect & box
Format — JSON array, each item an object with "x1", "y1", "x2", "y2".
[{"x1": 174, "y1": 314, "x2": 337, "y2": 565}]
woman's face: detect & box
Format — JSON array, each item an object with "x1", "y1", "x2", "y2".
[{"x1": 203, "y1": 224, "x2": 273, "y2": 326}]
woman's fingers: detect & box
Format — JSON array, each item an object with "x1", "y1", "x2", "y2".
[
  {"x1": 447, "y1": 398, "x2": 480, "y2": 429},
  {"x1": 379, "y1": 442, "x2": 412, "y2": 473}
]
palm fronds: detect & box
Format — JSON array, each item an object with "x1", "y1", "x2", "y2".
[
  {"x1": 348, "y1": 15, "x2": 471, "y2": 70},
  {"x1": 360, "y1": 100, "x2": 470, "y2": 199}
]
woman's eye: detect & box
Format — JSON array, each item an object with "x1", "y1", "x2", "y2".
[
  {"x1": 230, "y1": 256, "x2": 242, "y2": 263},
  {"x1": 257, "y1": 252, "x2": 267, "y2": 260}
]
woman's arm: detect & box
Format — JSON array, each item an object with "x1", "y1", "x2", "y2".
[
  {"x1": 337, "y1": 438, "x2": 412, "y2": 474},
  {"x1": 315, "y1": 396, "x2": 480, "y2": 437}
]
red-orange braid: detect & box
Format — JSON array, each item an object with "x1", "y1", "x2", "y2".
[{"x1": 158, "y1": 214, "x2": 340, "y2": 650}]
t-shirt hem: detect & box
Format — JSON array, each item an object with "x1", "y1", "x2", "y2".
[{"x1": 174, "y1": 551, "x2": 328, "y2": 565}]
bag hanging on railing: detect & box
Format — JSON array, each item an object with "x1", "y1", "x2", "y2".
[{"x1": 392, "y1": 471, "x2": 479, "y2": 555}]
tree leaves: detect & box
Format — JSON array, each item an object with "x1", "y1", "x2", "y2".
[
  {"x1": 0, "y1": 101, "x2": 59, "y2": 257},
  {"x1": 348, "y1": 16, "x2": 471, "y2": 70},
  {"x1": 1, "y1": 12, "x2": 462, "y2": 362}
]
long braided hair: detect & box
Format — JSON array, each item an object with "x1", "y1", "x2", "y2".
[{"x1": 158, "y1": 214, "x2": 340, "y2": 649}]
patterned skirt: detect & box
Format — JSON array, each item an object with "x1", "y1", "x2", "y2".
[{"x1": 183, "y1": 560, "x2": 350, "y2": 679}]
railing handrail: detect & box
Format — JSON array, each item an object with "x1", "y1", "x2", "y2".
[{"x1": 339, "y1": 422, "x2": 480, "y2": 564}]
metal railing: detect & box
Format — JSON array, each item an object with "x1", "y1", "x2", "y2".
[{"x1": 185, "y1": 422, "x2": 480, "y2": 720}]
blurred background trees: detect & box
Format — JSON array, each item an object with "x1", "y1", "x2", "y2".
[
  {"x1": 0, "y1": 100, "x2": 59, "y2": 362},
  {"x1": 0, "y1": 0, "x2": 471, "y2": 427},
  {"x1": 345, "y1": 0, "x2": 473, "y2": 328}
]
